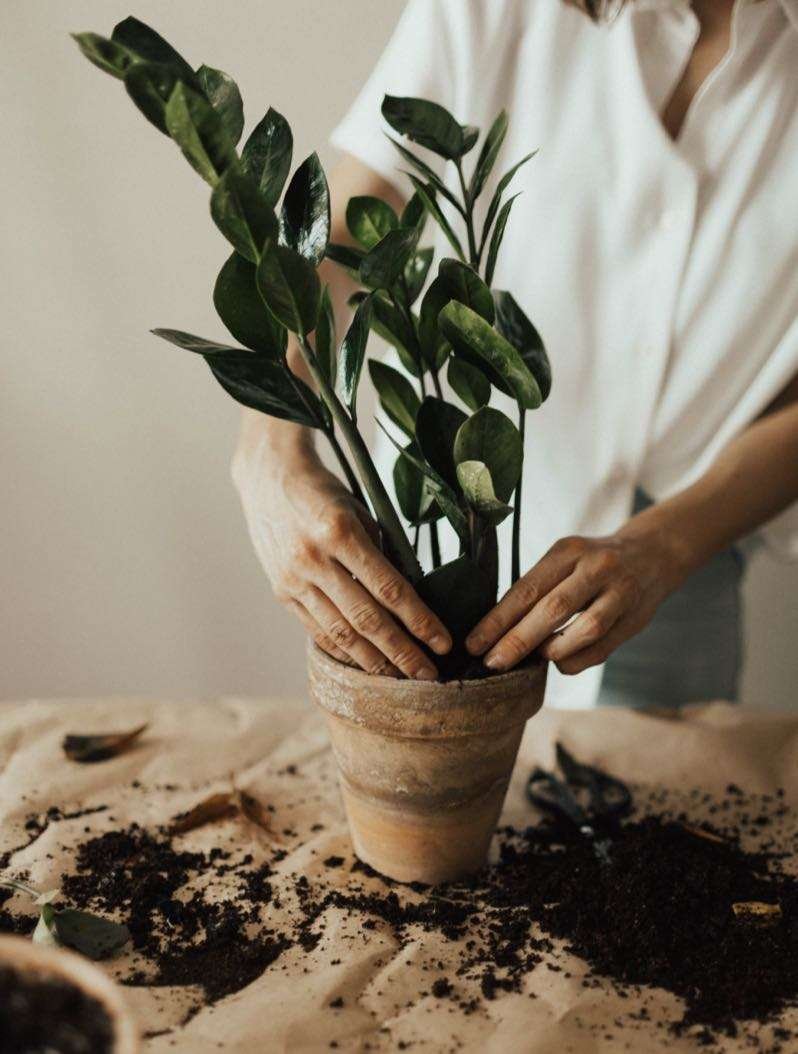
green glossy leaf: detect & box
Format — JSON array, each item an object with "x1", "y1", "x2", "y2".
[
  {"x1": 123, "y1": 61, "x2": 179, "y2": 135},
  {"x1": 493, "y1": 290, "x2": 551, "y2": 401},
  {"x1": 454, "y1": 406, "x2": 522, "y2": 501},
  {"x1": 165, "y1": 82, "x2": 236, "y2": 186},
  {"x1": 151, "y1": 329, "x2": 242, "y2": 355},
  {"x1": 418, "y1": 261, "x2": 492, "y2": 371},
  {"x1": 404, "y1": 247, "x2": 433, "y2": 305},
  {"x1": 214, "y1": 252, "x2": 287, "y2": 355},
  {"x1": 439, "y1": 301, "x2": 542, "y2": 409},
  {"x1": 241, "y1": 107, "x2": 293, "y2": 208},
  {"x1": 368, "y1": 359, "x2": 420, "y2": 438},
  {"x1": 72, "y1": 32, "x2": 139, "y2": 79},
  {"x1": 438, "y1": 259, "x2": 495, "y2": 322},
  {"x1": 207, "y1": 349, "x2": 323, "y2": 426},
  {"x1": 393, "y1": 444, "x2": 439, "y2": 525},
  {"x1": 484, "y1": 193, "x2": 520, "y2": 287},
  {"x1": 416, "y1": 555, "x2": 495, "y2": 646},
  {"x1": 315, "y1": 286, "x2": 337, "y2": 386},
  {"x1": 405, "y1": 175, "x2": 465, "y2": 262},
  {"x1": 382, "y1": 94, "x2": 465, "y2": 160},
  {"x1": 386, "y1": 136, "x2": 463, "y2": 214},
  {"x1": 419, "y1": 276, "x2": 454, "y2": 369},
  {"x1": 415, "y1": 396, "x2": 467, "y2": 489},
  {"x1": 53, "y1": 909, "x2": 131, "y2": 961},
  {"x1": 339, "y1": 292, "x2": 375, "y2": 419},
  {"x1": 481, "y1": 150, "x2": 536, "y2": 253},
  {"x1": 211, "y1": 165, "x2": 278, "y2": 263},
  {"x1": 447, "y1": 357, "x2": 490, "y2": 411},
  {"x1": 111, "y1": 16, "x2": 194, "y2": 79},
  {"x1": 469, "y1": 110, "x2": 508, "y2": 202},
  {"x1": 281, "y1": 153, "x2": 330, "y2": 265},
  {"x1": 346, "y1": 196, "x2": 398, "y2": 250},
  {"x1": 196, "y1": 65, "x2": 244, "y2": 145},
  {"x1": 456, "y1": 461, "x2": 513, "y2": 526},
  {"x1": 366, "y1": 294, "x2": 420, "y2": 376},
  {"x1": 460, "y1": 125, "x2": 480, "y2": 156},
  {"x1": 380, "y1": 423, "x2": 467, "y2": 543},
  {"x1": 400, "y1": 191, "x2": 427, "y2": 231},
  {"x1": 256, "y1": 243, "x2": 321, "y2": 335},
  {"x1": 325, "y1": 242, "x2": 364, "y2": 281},
  {"x1": 359, "y1": 227, "x2": 420, "y2": 290}
]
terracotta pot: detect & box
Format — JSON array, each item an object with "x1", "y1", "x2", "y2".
[
  {"x1": 0, "y1": 936, "x2": 139, "y2": 1054},
  {"x1": 308, "y1": 645, "x2": 547, "y2": 884}
]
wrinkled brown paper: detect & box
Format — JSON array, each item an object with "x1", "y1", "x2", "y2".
[{"x1": 1, "y1": 697, "x2": 797, "y2": 1052}]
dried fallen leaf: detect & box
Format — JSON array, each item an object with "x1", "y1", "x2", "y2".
[
  {"x1": 237, "y1": 790, "x2": 275, "y2": 834},
  {"x1": 680, "y1": 823, "x2": 728, "y2": 845},
  {"x1": 170, "y1": 792, "x2": 239, "y2": 834},
  {"x1": 62, "y1": 723, "x2": 148, "y2": 763},
  {"x1": 732, "y1": 901, "x2": 782, "y2": 922}
]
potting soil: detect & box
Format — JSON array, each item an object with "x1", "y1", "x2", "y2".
[{"x1": 1, "y1": 767, "x2": 797, "y2": 1049}]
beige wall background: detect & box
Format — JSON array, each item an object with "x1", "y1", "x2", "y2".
[{"x1": 1, "y1": 1, "x2": 795, "y2": 707}]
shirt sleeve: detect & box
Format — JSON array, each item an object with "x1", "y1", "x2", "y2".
[{"x1": 330, "y1": 0, "x2": 491, "y2": 192}]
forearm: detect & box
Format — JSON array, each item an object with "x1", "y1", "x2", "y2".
[{"x1": 620, "y1": 377, "x2": 798, "y2": 578}]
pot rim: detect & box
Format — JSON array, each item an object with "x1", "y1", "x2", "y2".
[
  {"x1": 0, "y1": 936, "x2": 139, "y2": 1054},
  {"x1": 308, "y1": 643, "x2": 547, "y2": 738},
  {"x1": 308, "y1": 641, "x2": 545, "y2": 694}
]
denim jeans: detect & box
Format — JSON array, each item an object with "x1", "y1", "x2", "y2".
[{"x1": 597, "y1": 491, "x2": 746, "y2": 708}]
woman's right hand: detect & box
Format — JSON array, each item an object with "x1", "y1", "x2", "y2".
[{"x1": 232, "y1": 420, "x2": 451, "y2": 680}]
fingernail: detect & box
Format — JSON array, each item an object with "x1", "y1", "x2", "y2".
[
  {"x1": 415, "y1": 664, "x2": 438, "y2": 681},
  {"x1": 430, "y1": 634, "x2": 451, "y2": 655},
  {"x1": 484, "y1": 652, "x2": 503, "y2": 671},
  {"x1": 465, "y1": 633, "x2": 483, "y2": 654}
]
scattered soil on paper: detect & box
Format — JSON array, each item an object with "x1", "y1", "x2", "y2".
[{"x1": 1, "y1": 773, "x2": 797, "y2": 1048}]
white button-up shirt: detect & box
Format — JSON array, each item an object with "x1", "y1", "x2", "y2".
[{"x1": 332, "y1": 0, "x2": 798, "y2": 708}]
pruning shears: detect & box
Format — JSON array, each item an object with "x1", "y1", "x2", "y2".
[{"x1": 526, "y1": 742, "x2": 632, "y2": 862}]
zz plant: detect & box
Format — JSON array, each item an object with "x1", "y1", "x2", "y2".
[{"x1": 73, "y1": 17, "x2": 551, "y2": 665}]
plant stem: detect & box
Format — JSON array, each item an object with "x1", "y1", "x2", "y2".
[
  {"x1": 282, "y1": 359, "x2": 366, "y2": 506},
  {"x1": 430, "y1": 521, "x2": 441, "y2": 568},
  {"x1": 511, "y1": 409, "x2": 526, "y2": 583},
  {"x1": 298, "y1": 337, "x2": 423, "y2": 584},
  {"x1": 430, "y1": 368, "x2": 444, "y2": 400},
  {"x1": 0, "y1": 878, "x2": 40, "y2": 900},
  {"x1": 456, "y1": 161, "x2": 479, "y2": 268},
  {"x1": 327, "y1": 428, "x2": 367, "y2": 506}
]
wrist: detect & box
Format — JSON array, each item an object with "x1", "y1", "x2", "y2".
[
  {"x1": 233, "y1": 410, "x2": 319, "y2": 494},
  {"x1": 614, "y1": 500, "x2": 700, "y2": 591}
]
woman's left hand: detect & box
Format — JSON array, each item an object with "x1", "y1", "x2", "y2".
[{"x1": 465, "y1": 526, "x2": 689, "y2": 675}]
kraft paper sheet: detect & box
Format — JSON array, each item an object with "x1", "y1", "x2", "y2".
[{"x1": 1, "y1": 696, "x2": 797, "y2": 1053}]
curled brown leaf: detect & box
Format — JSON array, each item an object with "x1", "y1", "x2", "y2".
[{"x1": 62, "y1": 723, "x2": 148, "y2": 763}]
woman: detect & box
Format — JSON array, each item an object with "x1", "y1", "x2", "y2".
[{"x1": 233, "y1": 0, "x2": 798, "y2": 709}]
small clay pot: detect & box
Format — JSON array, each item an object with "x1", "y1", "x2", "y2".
[
  {"x1": 308, "y1": 645, "x2": 547, "y2": 884},
  {"x1": 0, "y1": 936, "x2": 139, "y2": 1054}
]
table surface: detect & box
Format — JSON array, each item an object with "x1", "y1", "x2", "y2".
[{"x1": 1, "y1": 696, "x2": 797, "y2": 1053}]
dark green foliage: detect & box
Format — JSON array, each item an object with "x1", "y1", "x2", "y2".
[
  {"x1": 196, "y1": 65, "x2": 244, "y2": 145},
  {"x1": 280, "y1": 153, "x2": 330, "y2": 265},
  {"x1": 74, "y1": 15, "x2": 551, "y2": 652},
  {"x1": 213, "y1": 252, "x2": 287, "y2": 355},
  {"x1": 241, "y1": 107, "x2": 293, "y2": 207},
  {"x1": 493, "y1": 290, "x2": 551, "y2": 401}
]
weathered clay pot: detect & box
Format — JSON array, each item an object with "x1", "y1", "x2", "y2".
[
  {"x1": 308, "y1": 644, "x2": 547, "y2": 884},
  {"x1": 0, "y1": 936, "x2": 140, "y2": 1054}
]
